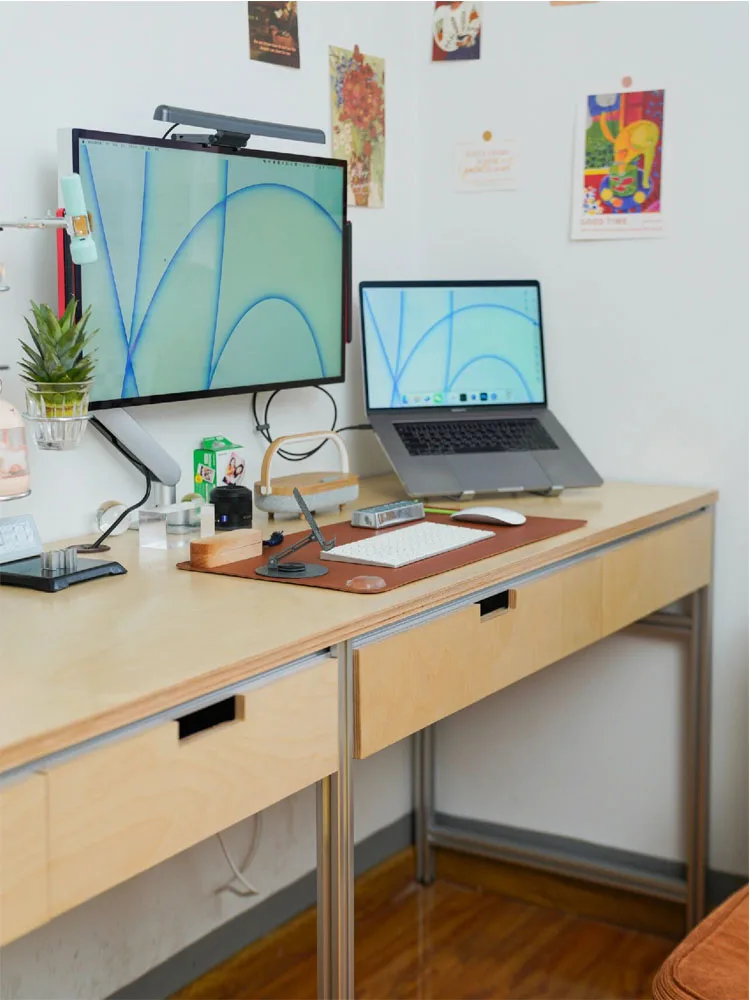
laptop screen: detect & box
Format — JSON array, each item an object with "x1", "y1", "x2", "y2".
[{"x1": 360, "y1": 281, "x2": 546, "y2": 410}]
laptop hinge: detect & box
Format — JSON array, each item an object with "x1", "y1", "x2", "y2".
[{"x1": 529, "y1": 485, "x2": 565, "y2": 497}]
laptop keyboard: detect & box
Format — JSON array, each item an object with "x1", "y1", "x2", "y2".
[{"x1": 394, "y1": 418, "x2": 558, "y2": 456}]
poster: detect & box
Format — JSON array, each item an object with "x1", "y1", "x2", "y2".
[
  {"x1": 247, "y1": 2, "x2": 300, "y2": 68},
  {"x1": 432, "y1": 1, "x2": 482, "y2": 62},
  {"x1": 329, "y1": 45, "x2": 385, "y2": 209},
  {"x1": 455, "y1": 138, "x2": 518, "y2": 192},
  {"x1": 571, "y1": 89, "x2": 665, "y2": 239}
]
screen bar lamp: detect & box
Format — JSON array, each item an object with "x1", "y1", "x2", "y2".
[{"x1": 153, "y1": 105, "x2": 326, "y2": 151}]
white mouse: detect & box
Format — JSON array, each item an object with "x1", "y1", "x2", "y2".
[{"x1": 451, "y1": 506, "x2": 527, "y2": 527}]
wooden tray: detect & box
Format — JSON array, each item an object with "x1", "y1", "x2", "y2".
[{"x1": 177, "y1": 514, "x2": 587, "y2": 594}]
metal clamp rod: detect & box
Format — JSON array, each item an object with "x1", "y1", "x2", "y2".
[{"x1": 631, "y1": 611, "x2": 693, "y2": 633}]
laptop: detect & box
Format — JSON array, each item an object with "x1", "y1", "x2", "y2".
[{"x1": 359, "y1": 280, "x2": 602, "y2": 499}]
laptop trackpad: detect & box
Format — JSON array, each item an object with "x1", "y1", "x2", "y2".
[
  {"x1": 404, "y1": 461, "x2": 462, "y2": 498},
  {"x1": 446, "y1": 453, "x2": 550, "y2": 492}
]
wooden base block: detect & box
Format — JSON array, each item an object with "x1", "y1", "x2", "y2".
[{"x1": 190, "y1": 529, "x2": 263, "y2": 570}]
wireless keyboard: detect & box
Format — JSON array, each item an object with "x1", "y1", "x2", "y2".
[{"x1": 320, "y1": 521, "x2": 494, "y2": 569}]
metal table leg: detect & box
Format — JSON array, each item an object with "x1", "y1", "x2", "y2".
[
  {"x1": 414, "y1": 725, "x2": 436, "y2": 885},
  {"x1": 316, "y1": 643, "x2": 355, "y2": 1000},
  {"x1": 686, "y1": 585, "x2": 713, "y2": 930},
  {"x1": 317, "y1": 776, "x2": 333, "y2": 999},
  {"x1": 317, "y1": 642, "x2": 355, "y2": 999}
]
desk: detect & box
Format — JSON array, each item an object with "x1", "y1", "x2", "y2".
[{"x1": 0, "y1": 477, "x2": 716, "y2": 1000}]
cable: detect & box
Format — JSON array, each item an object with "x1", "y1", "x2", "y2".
[
  {"x1": 78, "y1": 465, "x2": 152, "y2": 552},
  {"x1": 252, "y1": 387, "x2": 337, "y2": 462},
  {"x1": 251, "y1": 388, "x2": 372, "y2": 463},
  {"x1": 216, "y1": 814, "x2": 263, "y2": 898},
  {"x1": 161, "y1": 124, "x2": 177, "y2": 140}
]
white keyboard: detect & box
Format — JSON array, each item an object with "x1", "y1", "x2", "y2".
[{"x1": 320, "y1": 521, "x2": 494, "y2": 569}]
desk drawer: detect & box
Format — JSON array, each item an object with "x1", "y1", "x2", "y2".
[
  {"x1": 46, "y1": 659, "x2": 337, "y2": 917},
  {"x1": 354, "y1": 558, "x2": 602, "y2": 758},
  {"x1": 0, "y1": 774, "x2": 47, "y2": 945},
  {"x1": 602, "y1": 511, "x2": 713, "y2": 635}
]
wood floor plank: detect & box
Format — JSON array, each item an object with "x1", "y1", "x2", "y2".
[{"x1": 173, "y1": 848, "x2": 674, "y2": 1000}]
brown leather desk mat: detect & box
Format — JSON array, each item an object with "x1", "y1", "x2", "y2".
[{"x1": 177, "y1": 513, "x2": 586, "y2": 594}]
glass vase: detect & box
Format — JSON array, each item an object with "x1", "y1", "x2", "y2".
[{"x1": 24, "y1": 381, "x2": 92, "y2": 451}]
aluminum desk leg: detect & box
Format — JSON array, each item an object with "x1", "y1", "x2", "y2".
[
  {"x1": 317, "y1": 776, "x2": 333, "y2": 999},
  {"x1": 686, "y1": 585, "x2": 713, "y2": 930},
  {"x1": 330, "y1": 642, "x2": 355, "y2": 999},
  {"x1": 414, "y1": 725, "x2": 436, "y2": 885}
]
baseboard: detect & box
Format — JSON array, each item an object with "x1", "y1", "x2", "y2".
[
  {"x1": 109, "y1": 814, "x2": 413, "y2": 1000},
  {"x1": 434, "y1": 811, "x2": 746, "y2": 916}
]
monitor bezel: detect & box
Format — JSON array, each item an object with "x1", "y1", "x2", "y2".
[
  {"x1": 359, "y1": 279, "x2": 548, "y2": 412},
  {"x1": 66, "y1": 128, "x2": 348, "y2": 411}
]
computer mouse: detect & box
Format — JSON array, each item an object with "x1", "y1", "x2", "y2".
[{"x1": 451, "y1": 506, "x2": 527, "y2": 527}]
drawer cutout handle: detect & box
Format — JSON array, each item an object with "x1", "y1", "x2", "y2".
[
  {"x1": 178, "y1": 695, "x2": 245, "y2": 741},
  {"x1": 478, "y1": 589, "x2": 517, "y2": 621}
]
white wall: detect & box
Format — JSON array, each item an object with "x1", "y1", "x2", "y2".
[
  {"x1": 0, "y1": 0, "x2": 417, "y2": 542},
  {"x1": 418, "y1": 0, "x2": 749, "y2": 877},
  {"x1": 0, "y1": 3, "x2": 421, "y2": 997},
  {"x1": 1, "y1": 2, "x2": 747, "y2": 997}
]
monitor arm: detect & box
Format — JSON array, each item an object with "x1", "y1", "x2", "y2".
[{"x1": 92, "y1": 409, "x2": 181, "y2": 505}]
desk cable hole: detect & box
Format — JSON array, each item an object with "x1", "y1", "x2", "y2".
[
  {"x1": 177, "y1": 695, "x2": 244, "y2": 740},
  {"x1": 478, "y1": 589, "x2": 517, "y2": 619}
]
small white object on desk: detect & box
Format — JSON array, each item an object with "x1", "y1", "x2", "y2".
[
  {"x1": 451, "y1": 506, "x2": 527, "y2": 526},
  {"x1": 0, "y1": 513, "x2": 42, "y2": 565},
  {"x1": 321, "y1": 521, "x2": 494, "y2": 569}
]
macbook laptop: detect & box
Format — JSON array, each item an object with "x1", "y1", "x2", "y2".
[{"x1": 359, "y1": 280, "x2": 601, "y2": 498}]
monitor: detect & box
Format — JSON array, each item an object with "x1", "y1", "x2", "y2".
[
  {"x1": 60, "y1": 129, "x2": 347, "y2": 410},
  {"x1": 360, "y1": 280, "x2": 546, "y2": 411}
]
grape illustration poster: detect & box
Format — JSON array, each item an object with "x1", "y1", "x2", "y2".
[{"x1": 572, "y1": 89, "x2": 665, "y2": 239}]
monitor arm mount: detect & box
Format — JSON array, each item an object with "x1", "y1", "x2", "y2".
[{"x1": 92, "y1": 409, "x2": 181, "y2": 506}]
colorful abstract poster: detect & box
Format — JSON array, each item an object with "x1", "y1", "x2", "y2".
[
  {"x1": 248, "y1": 2, "x2": 300, "y2": 68},
  {"x1": 572, "y1": 89, "x2": 665, "y2": 239},
  {"x1": 432, "y1": 2, "x2": 482, "y2": 62},
  {"x1": 329, "y1": 45, "x2": 385, "y2": 209}
]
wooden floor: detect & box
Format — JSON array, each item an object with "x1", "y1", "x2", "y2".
[{"x1": 174, "y1": 851, "x2": 674, "y2": 1000}]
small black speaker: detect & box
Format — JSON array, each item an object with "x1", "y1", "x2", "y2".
[{"x1": 210, "y1": 485, "x2": 253, "y2": 531}]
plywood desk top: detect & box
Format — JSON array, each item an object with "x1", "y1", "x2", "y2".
[{"x1": 0, "y1": 477, "x2": 716, "y2": 772}]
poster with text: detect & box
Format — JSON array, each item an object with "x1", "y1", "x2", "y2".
[
  {"x1": 248, "y1": 1, "x2": 300, "y2": 68},
  {"x1": 455, "y1": 139, "x2": 518, "y2": 192},
  {"x1": 572, "y1": 89, "x2": 665, "y2": 239},
  {"x1": 330, "y1": 45, "x2": 385, "y2": 208},
  {"x1": 432, "y1": 2, "x2": 482, "y2": 61}
]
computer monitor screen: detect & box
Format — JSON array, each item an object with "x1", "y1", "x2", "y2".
[
  {"x1": 64, "y1": 130, "x2": 347, "y2": 409},
  {"x1": 360, "y1": 281, "x2": 546, "y2": 410}
]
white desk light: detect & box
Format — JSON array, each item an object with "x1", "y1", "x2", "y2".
[{"x1": 0, "y1": 174, "x2": 97, "y2": 267}]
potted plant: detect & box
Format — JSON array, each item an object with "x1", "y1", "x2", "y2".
[{"x1": 19, "y1": 298, "x2": 97, "y2": 450}]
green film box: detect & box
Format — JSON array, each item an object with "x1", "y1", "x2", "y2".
[{"x1": 193, "y1": 436, "x2": 247, "y2": 501}]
